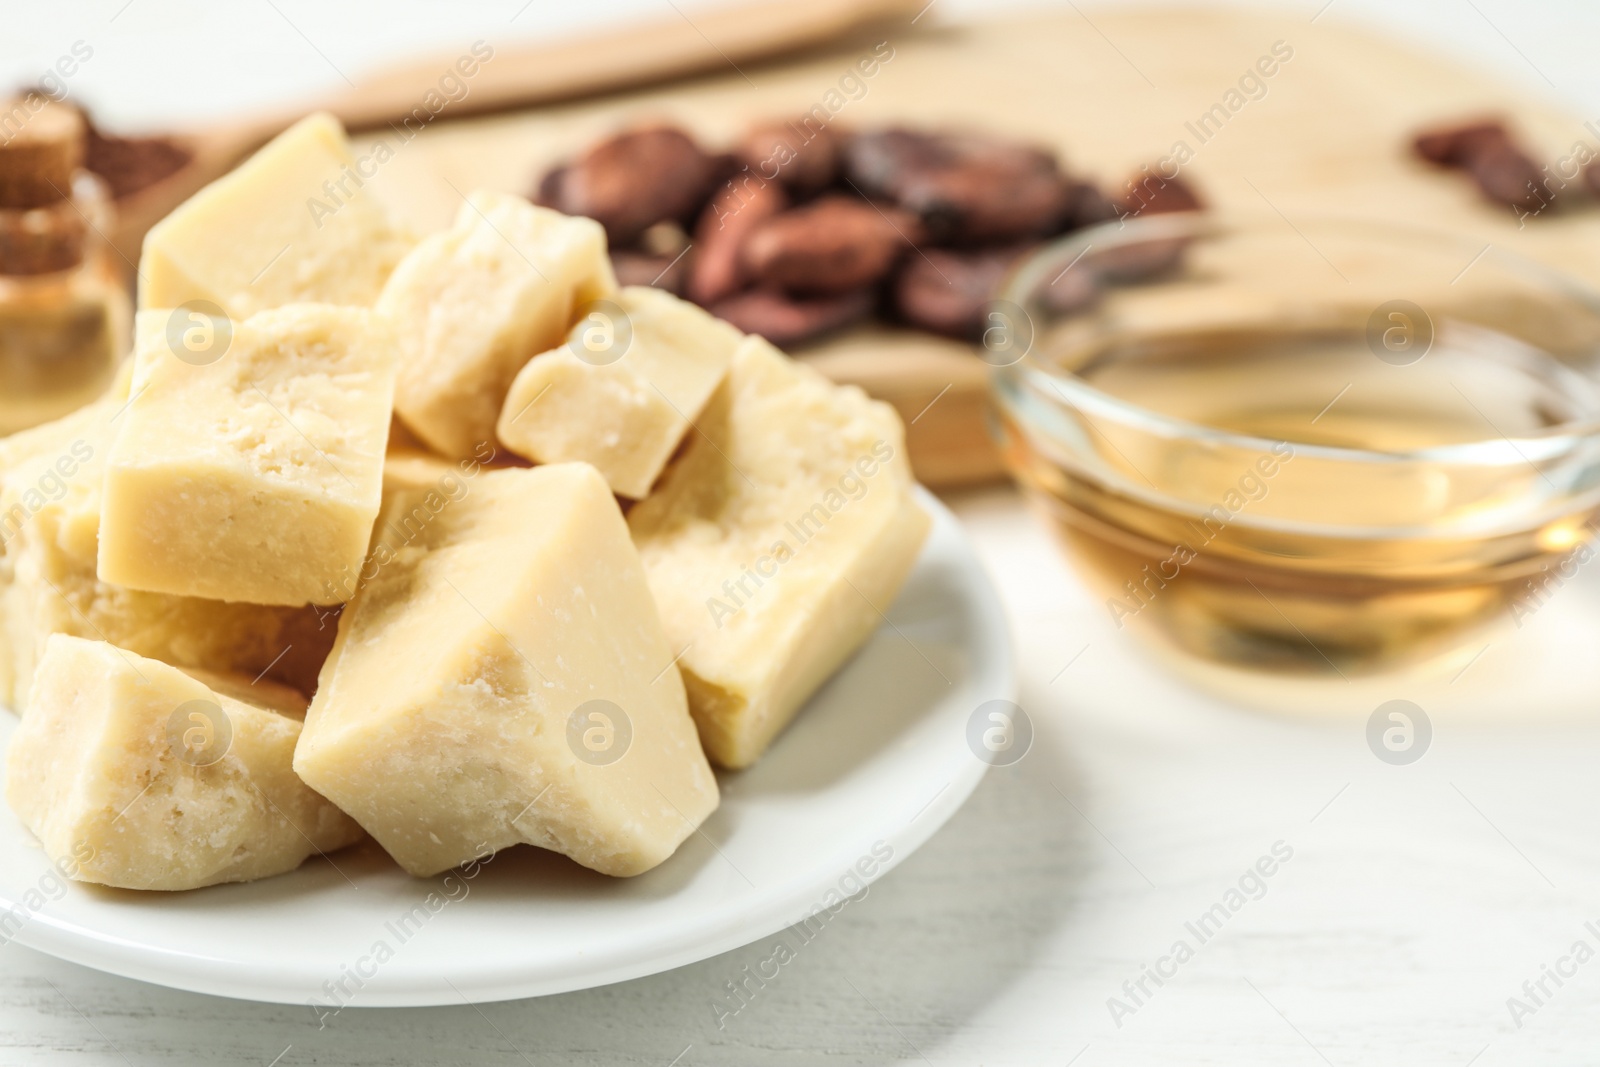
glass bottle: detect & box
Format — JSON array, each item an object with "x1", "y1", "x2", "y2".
[{"x1": 0, "y1": 93, "x2": 129, "y2": 436}]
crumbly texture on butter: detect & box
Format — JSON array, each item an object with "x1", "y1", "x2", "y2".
[
  {"x1": 295, "y1": 464, "x2": 718, "y2": 878},
  {"x1": 0, "y1": 407, "x2": 334, "y2": 711},
  {"x1": 378, "y1": 191, "x2": 616, "y2": 459},
  {"x1": 98, "y1": 304, "x2": 396, "y2": 607},
  {"x1": 138, "y1": 112, "x2": 414, "y2": 318},
  {"x1": 628, "y1": 336, "x2": 930, "y2": 769},
  {"x1": 4, "y1": 634, "x2": 362, "y2": 891},
  {"x1": 497, "y1": 286, "x2": 741, "y2": 498}
]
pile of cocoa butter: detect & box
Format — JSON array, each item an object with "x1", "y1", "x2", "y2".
[{"x1": 536, "y1": 122, "x2": 1202, "y2": 349}]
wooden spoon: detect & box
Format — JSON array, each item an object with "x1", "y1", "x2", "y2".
[{"x1": 107, "y1": 0, "x2": 927, "y2": 266}]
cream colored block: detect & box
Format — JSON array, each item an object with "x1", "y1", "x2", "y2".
[
  {"x1": 98, "y1": 305, "x2": 396, "y2": 607},
  {"x1": 139, "y1": 113, "x2": 413, "y2": 318},
  {"x1": 382, "y1": 435, "x2": 503, "y2": 499},
  {"x1": 295, "y1": 464, "x2": 717, "y2": 878},
  {"x1": 378, "y1": 191, "x2": 615, "y2": 459},
  {"x1": 628, "y1": 337, "x2": 931, "y2": 769},
  {"x1": 497, "y1": 286, "x2": 742, "y2": 498},
  {"x1": 0, "y1": 410, "x2": 334, "y2": 711},
  {"x1": 4, "y1": 635, "x2": 362, "y2": 891}
]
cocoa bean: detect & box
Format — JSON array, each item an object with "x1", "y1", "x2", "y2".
[
  {"x1": 892, "y1": 245, "x2": 1035, "y2": 339},
  {"x1": 1092, "y1": 236, "x2": 1188, "y2": 284},
  {"x1": 688, "y1": 178, "x2": 788, "y2": 306},
  {"x1": 543, "y1": 126, "x2": 717, "y2": 245},
  {"x1": 844, "y1": 128, "x2": 1071, "y2": 242},
  {"x1": 736, "y1": 121, "x2": 841, "y2": 196},
  {"x1": 533, "y1": 164, "x2": 566, "y2": 209},
  {"x1": 1412, "y1": 120, "x2": 1513, "y2": 167},
  {"x1": 1467, "y1": 142, "x2": 1549, "y2": 210},
  {"x1": 1063, "y1": 180, "x2": 1121, "y2": 232},
  {"x1": 709, "y1": 288, "x2": 873, "y2": 348},
  {"x1": 900, "y1": 158, "x2": 1070, "y2": 243},
  {"x1": 1411, "y1": 119, "x2": 1549, "y2": 210},
  {"x1": 741, "y1": 196, "x2": 915, "y2": 295},
  {"x1": 1117, "y1": 171, "x2": 1203, "y2": 217},
  {"x1": 841, "y1": 128, "x2": 948, "y2": 201},
  {"x1": 611, "y1": 249, "x2": 690, "y2": 296},
  {"x1": 1036, "y1": 259, "x2": 1102, "y2": 316}
]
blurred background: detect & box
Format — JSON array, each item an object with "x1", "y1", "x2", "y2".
[{"x1": 10, "y1": 0, "x2": 1600, "y2": 131}]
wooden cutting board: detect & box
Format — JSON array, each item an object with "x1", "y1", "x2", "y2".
[{"x1": 345, "y1": 7, "x2": 1600, "y2": 488}]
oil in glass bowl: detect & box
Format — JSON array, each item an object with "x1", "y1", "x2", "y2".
[{"x1": 992, "y1": 215, "x2": 1600, "y2": 672}]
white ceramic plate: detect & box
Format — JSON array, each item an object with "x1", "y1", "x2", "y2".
[{"x1": 0, "y1": 489, "x2": 1012, "y2": 1006}]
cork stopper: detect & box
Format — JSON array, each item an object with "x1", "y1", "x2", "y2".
[{"x1": 0, "y1": 94, "x2": 85, "y2": 210}]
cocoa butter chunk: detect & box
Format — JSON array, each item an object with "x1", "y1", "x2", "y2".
[
  {"x1": 688, "y1": 178, "x2": 788, "y2": 305},
  {"x1": 100, "y1": 306, "x2": 397, "y2": 607},
  {"x1": 379, "y1": 191, "x2": 615, "y2": 461},
  {"x1": 736, "y1": 121, "x2": 841, "y2": 195},
  {"x1": 6, "y1": 635, "x2": 362, "y2": 891},
  {"x1": 709, "y1": 288, "x2": 873, "y2": 348},
  {"x1": 139, "y1": 113, "x2": 414, "y2": 319},
  {"x1": 295, "y1": 465, "x2": 719, "y2": 878},
  {"x1": 0, "y1": 401, "x2": 334, "y2": 710},
  {"x1": 545, "y1": 126, "x2": 717, "y2": 246},
  {"x1": 628, "y1": 336, "x2": 930, "y2": 769},
  {"x1": 893, "y1": 245, "x2": 1033, "y2": 339},
  {"x1": 497, "y1": 286, "x2": 742, "y2": 499},
  {"x1": 742, "y1": 196, "x2": 914, "y2": 295},
  {"x1": 844, "y1": 128, "x2": 1071, "y2": 243}
]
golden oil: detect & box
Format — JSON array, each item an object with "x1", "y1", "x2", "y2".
[{"x1": 998, "y1": 323, "x2": 1600, "y2": 670}]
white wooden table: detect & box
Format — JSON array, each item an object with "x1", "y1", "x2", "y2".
[{"x1": 8, "y1": 2, "x2": 1600, "y2": 1063}]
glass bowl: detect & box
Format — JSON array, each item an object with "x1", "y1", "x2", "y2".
[{"x1": 988, "y1": 213, "x2": 1600, "y2": 672}]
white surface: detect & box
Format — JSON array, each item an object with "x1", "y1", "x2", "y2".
[
  {"x1": 0, "y1": 489, "x2": 1007, "y2": 1008},
  {"x1": 6, "y1": 0, "x2": 1600, "y2": 131},
  {"x1": 5, "y1": 0, "x2": 1600, "y2": 1063}
]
